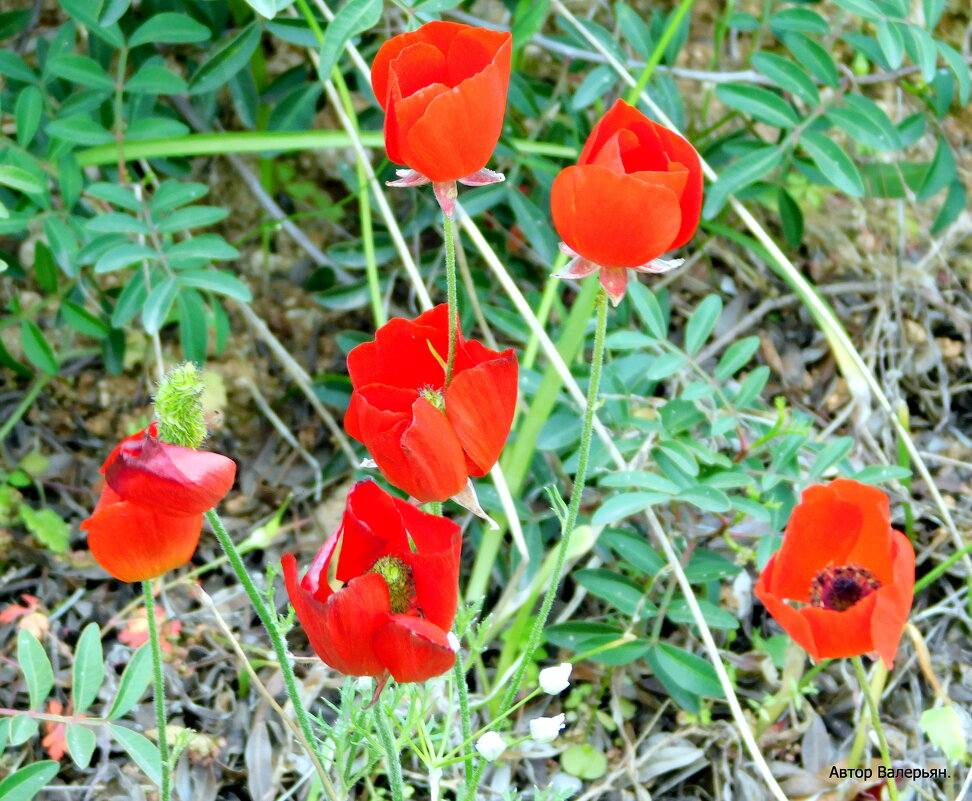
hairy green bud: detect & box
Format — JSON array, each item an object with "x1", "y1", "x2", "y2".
[{"x1": 155, "y1": 362, "x2": 207, "y2": 448}]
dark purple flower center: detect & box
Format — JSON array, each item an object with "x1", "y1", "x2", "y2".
[{"x1": 809, "y1": 563, "x2": 881, "y2": 611}]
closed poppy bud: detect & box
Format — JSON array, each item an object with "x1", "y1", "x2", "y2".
[
  {"x1": 344, "y1": 305, "x2": 517, "y2": 503},
  {"x1": 81, "y1": 424, "x2": 235, "y2": 582},
  {"x1": 371, "y1": 21, "x2": 512, "y2": 216},
  {"x1": 282, "y1": 480, "x2": 462, "y2": 683},
  {"x1": 754, "y1": 479, "x2": 915, "y2": 669},
  {"x1": 551, "y1": 99, "x2": 703, "y2": 306}
]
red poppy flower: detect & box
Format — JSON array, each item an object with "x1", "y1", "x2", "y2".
[
  {"x1": 371, "y1": 21, "x2": 512, "y2": 216},
  {"x1": 754, "y1": 479, "x2": 915, "y2": 668},
  {"x1": 550, "y1": 99, "x2": 703, "y2": 305},
  {"x1": 282, "y1": 480, "x2": 461, "y2": 682},
  {"x1": 81, "y1": 424, "x2": 236, "y2": 582},
  {"x1": 344, "y1": 305, "x2": 518, "y2": 503}
]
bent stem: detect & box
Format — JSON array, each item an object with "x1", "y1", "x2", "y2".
[
  {"x1": 142, "y1": 580, "x2": 170, "y2": 801},
  {"x1": 444, "y1": 213, "x2": 458, "y2": 386},
  {"x1": 850, "y1": 657, "x2": 898, "y2": 801},
  {"x1": 452, "y1": 637, "x2": 474, "y2": 795},
  {"x1": 374, "y1": 700, "x2": 405, "y2": 801},
  {"x1": 205, "y1": 510, "x2": 332, "y2": 793},
  {"x1": 466, "y1": 286, "x2": 609, "y2": 796}
]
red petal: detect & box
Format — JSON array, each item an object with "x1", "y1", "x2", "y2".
[
  {"x1": 869, "y1": 530, "x2": 915, "y2": 668},
  {"x1": 396, "y1": 500, "x2": 462, "y2": 630},
  {"x1": 445, "y1": 348, "x2": 517, "y2": 476},
  {"x1": 654, "y1": 126, "x2": 703, "y2": 249},
  {"x1": 800, "y1": 592, "x2": 881, "y2": 660},
  {"x1": 283, "y1": 554, "x2": 388, "y2": 676},
  {"x1": 82, "y1": 491, "x2": 202, "y2": 582},
  {"x1": 397, "y1": 36, "x2": 511, "y2": 182},
  {"x1": 104, "y1": 435, "x2": 235, "y2": 516},
  {"x1": 551, "y1": 165, "x2": 681, "y2": 269},
  {"x1": 351, "y1": 388, "x2": 467, "y2": 502},
  {"x1": 754, "y1": 562, "x2": 822, "y2": 661},
  {"x1": 371, "y1": 21, "x2": 466, "y2": 110},
  {"x1": 374, "y1": 614, "x2": 456, "y2": 682},
  {"x1": 335, "y1": 480, "x2": 411, "y2": 582}
]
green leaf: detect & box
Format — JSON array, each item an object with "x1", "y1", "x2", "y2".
[
  {"x1": 108, "y1": 644, "x2": 153, "y2": 719},
  {"x1": 684, "y1": 295, "x2": 722, "y2": 356},
  {"x1": 87, "y1": 182, "x2": 141, "y2": 211},
  {"x1": 129, "y1": 13, "x2": 211, "y2": 48},
  {"x1": 177, "y1": 289, "x2": 208, "y2": 363},
  {"x1": 98, "y1": 0, "x2": 131, "y2": 26},
  {"x1": 243, "y1": 0, "x2": 278, "y2": 18},
  {"x1": 155, "y1": 206, "x2": 229, "y2": 233},
  {"x1": 95, "y1": 244, "x2": 157, "y2": 274},
  {"x1": 850, "y1": 465, "x2": 912, "y2": 484},
  {"x1": 677, "y1": 485, "x2": 731, "y2": 512},
  {"x1": 668, "y1": 597, "x2": 739, "y2": 629},
  {"x1": 47, "y1": 116, "x2": 114, "y2": 146},
  {"x1": 17, "y1": 628, "x2": 53, "y2": 710},
  {"x1": 66, "y1": 723, "x2": 97, "y2": 770},
  {"x1": 178, "y1": 270, "x2": 252, "y2": 302},
  {"x1": 0, "y1": 50, "x2": 36, "y2": 82},
  {"x1": 150, "y1": 181, "x2": 209, "y2": 213},
  {"x1": 919, "y1": 706, "x2": 966, "y2": 761},
  {"x1": 109, "y1": 724, "x2": 162, "y2": 786},
  {"x1": 602, "y1": 529, "x2": 665, "y2": 574},
  {"x1": 827, "y1": 96, "x2": 901, "y2": 151},
  {"x1": 0, "y1": 761, "x2": 60, "y2": 801},
  {"x1": 715, "y1": 83, "x2": 798, "y2": 128},
  {"x1": 112, "y1": 279, "x2": 149, "y2": 328},
  {"x1": 72, "y1": 622, "x2": 104, "y2": 715},
  {"x1": 85, "y1": 212, "x2": 152, "y2": 235},
  {"x1": 0, "y1": 165, "x2": 45, "y2": 195},
  {"x1": 876, "y1": 20, "x2": 905, "y2": 69},
  {"x1": 142, "y1": 277, "x2": 180, "y2": 334},
  {"x1": 19, "y1": 505, "x2": 69, "y2": 553},
  {"x1": 561, "y1": 743, "x2": 608, "y2": 780},
  {"x1": 685, "y1": 549, "x2": 740, "y2": 581},
  {"x1": 799, "y1": 132, "x2": 865, "y2": 197},
  {"x1": 917, "y1": 136, "x2": 956, "y2": 201},
  {"x1": 783, "y1": 32, "x2": 839, "y2": 87},
  {"x1": 703, "y1": 145, "x2": 784, "y2": 219},
  {"x1": 937, "y1": 42, "x2": 971, "y2": 106},
  {"x1": 770, "y1": 8, "x2": 829, "y2": 34},
  {"x1": 574, "y1": 568, "x2": 654, "y2": 617},
  {"x1": 905, "y1": 25, "x2": 938, "y2": 83},
  {"x1": 14, "y1": 86, "x2": 44, "y2": 148},
  {"x1": 716, "y1": 336, "x2": 761, "y2": 381},
  {"x1": 831, "y1": 0, "x2": 884, "y2": 19},
  {"x1": 645, "y1": 352, "x2": 686, "y2": 380},
  {"x1": 750, "y1": 52, "x2": 819, "y2": 106},
  {"x1": 126, "y1": 117, "x2": 191, "y2": 140},
  {"x1": 571, "y1": 65, "x2": 616, "y2": 110},
  {"x1": 8, "y1": 715, "x2": 38, "y2": 747},
  {"x1": 809, "y1": 436, "x2": 854, "y2": 478},
  {"x1": 600, "y1": 471, "x2": 680, "y2": 493},
  {"x1": 625, "y1": 281, "x2": 667, "y2": 338},
  {"x1": 592, "y1": 491, "x2": 669, "y2": 525},
  {"x1": 34, "y1": 242, "x2": 58, "y2": 294},
  {"x1": 649, "y1": 643, "x2": 725, "y2": 697},
  {"x1": 126, "y1": 64, "x2": 188, "y2": 95},
  {"x1": 189, "y1": 23, "x2": 261, "y2": 95},
  {"x1": 165, "y1": 234, "x2": 239, "y2": 262},
  {"x1": 20, "y1": 320, "x2": 58, "y2": 374},
  {"x1": 317, "y1": 0, "x2": 383, "y2": 79},
  {"x1": 47, "y1": 54, "x2": 115, "y2": 91},
  {"x1": 58, "y1": 0, "x2": 124, "y2": 47},
  {"x1": 931, "y1": 179, "x2": 965, "y2": 234}
]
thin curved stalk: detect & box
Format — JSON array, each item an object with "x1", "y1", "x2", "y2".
[{"x1": 142, "y1": 581, "x2": 170, "y2": 801}]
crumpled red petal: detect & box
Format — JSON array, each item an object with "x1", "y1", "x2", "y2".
[{"x1": 374, "y1": 614, "x2": 457, "y2": 683}]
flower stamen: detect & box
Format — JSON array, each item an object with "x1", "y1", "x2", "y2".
[
  {"x1": 369, "y1": 556, "x2": 415, "y2": 614},
  {"x1": 809, "y1": 563, "x2": 881, "y2": 612}
]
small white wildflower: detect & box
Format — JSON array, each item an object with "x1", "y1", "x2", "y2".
[
  {"x1": 539, "y1": 662, "x2": 572, "y2": 694},
  {"x1": 475, "y1": 731, "x2": 507, "y2": 761},
  {"x1": 529, "y1": 713, "x2": 565, "y2": 743},
  {"x1": 447, "y1": 631, "x2": 460, "y2": 652}
]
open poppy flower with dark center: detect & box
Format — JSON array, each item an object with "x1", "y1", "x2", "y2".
[
  {"x1": 551, "y1": 99, "x2": 702, "y2": 306},
  {"x1": 371, "y1": 21, "x2": 512, "y2": 217},
  {"x1": 282, "y1": 480, "x2": 461, "y2": 682},
  {"x1": 754, "y1": 479, "x2": 915, "y2": 668},
  {"x1": 344, "y1": 305, "x2": 518, "y2": 503},
  {"x1": 81, "y1": 423, "x2": 236, "y2": 583}
]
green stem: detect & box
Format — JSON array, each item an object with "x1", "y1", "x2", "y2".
[
  {"x1": 374, "y1": 700, "x2": 405, "y2": 801},
  {"x1": 0, "y1": 374, "x2": 51, "y2": 444},
  {"x1": 444, "y1": 213, "x2": 458, "y2": 386},
  {"x1": 624, "y1": 0, "x2": 695, "y2": 104},
  {"x1": 142, "y1": 580, "x2": 170, "y2": 801},
  {"x1": 205, "y1": 510, "x2": 334, "y2": 798},
  {"x1": 851, "y1": 657, "x2": 898, "y2": 800},
  {"x1": 453, "y1": 635, "x2": 474, "y2": 795},
  {"x1": 915, "y1": 541, "x2": 972, "y2": 592},
  {"x1": 466, "y1": 286, "x2": 609, "y2": 796}
]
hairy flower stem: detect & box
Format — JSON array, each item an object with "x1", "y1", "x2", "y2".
[
  {"x1": 444, "y1": 213, "x2": 458, "y2": 386},
  {"x1": 465, "y1": 287, "x2": 609, "y2": 797},
  {"x1": 453, "y1": 636, "x2": 475, "y2": 795},
  {"x1": 206, "y1": 510, "x2": 333, "y2": 795},
  {"x1": 142, "y1": 580, "x2": 170, "y2": 801},
  {"x1": 851, "y1": 657, "x2": 899, "y2": 801},
  {"x1": 374, "y1": 700, "x2": 405, "y2": 801}
]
